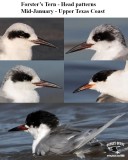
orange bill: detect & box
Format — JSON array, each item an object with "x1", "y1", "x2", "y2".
[{"x1": 73, "y1": 83, "x2": 95, "y2": 93}]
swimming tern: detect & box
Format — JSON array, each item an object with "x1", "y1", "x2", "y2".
[{"x1": 8, "y1": 110, "x2": 125, "y2": 159}]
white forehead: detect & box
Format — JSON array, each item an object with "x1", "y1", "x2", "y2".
[{"x1": 5, "y1": 23, "x2": 35, "y2": 34}]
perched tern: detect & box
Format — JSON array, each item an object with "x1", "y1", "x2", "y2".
[
  {"x1": 8, "y1": 110, "x2": 125, "y2": 158},
  {"x1": 66, "y1": 24, "x2": 128, "y2": 60},
  {"x1": 73, "y1": 61, "x2": 128, "y2": 103},
  {"x1": 0, "y1": 65, "x2": 61, "y2": 103},
  {"x1": 0, "y1": 23, "x2": 56, "y2": 60}
]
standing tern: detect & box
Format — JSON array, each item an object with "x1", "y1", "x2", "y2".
[
  {"x1": 8, "y1": 110, "x2": 125, "y2": 159},
  {"x1": 73, "y1": 61, "x2": 128, "y2": 103},
  {"x1": 0, "y1": 65, "x2": 61, "y2": 103},
  {"x1": 0, "y1": 23, "x2": 56, "y2": 60},
  {"x1": 66, "y1": 24, "x2": 128, "y2": 60}
]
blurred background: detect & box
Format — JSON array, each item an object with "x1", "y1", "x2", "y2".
[
  {"x1": 0, "y1": 18, "x2": 64, "y2": 60},
  {"x1": 0, "y1": 61, "x2": 64, "y2": 103},
  {"x1": 64, "y1": 61, "x2": 125, "y2": 103},
  {"x1": 64, "y1": 18, "x2": 128, "y2": 60}
]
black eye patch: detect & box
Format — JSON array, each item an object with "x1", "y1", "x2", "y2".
[
  {"x1": 92, "y1": 70, "x2": 116, "y2": 82},
  {"x1": 8, "y1": 30, "x2": 30, "y2": 39},
  {"x1": 93, "y1": 31, "x2": 115, "y2": 42},
  {"x1": 11, "y1": 71, "x2": 32, "y2": 82}
]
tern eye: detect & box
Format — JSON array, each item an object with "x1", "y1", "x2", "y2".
[
  {"x1": 93, "y1": 31, "x2": 115, "y2": 42},
  {"x1": 27, "y1": 121, "x2": 39, "y2": 128},
  {"x1": 93, "y1": 34, "x2": 102, "y2": 41},
  {"x1": 30, "y1": 122, "x2": 35, "y2": 127},
  {"x1": 18, "y1": 31, "x2": 30, "y2": 38},
  {"x1": 8, "y1": 30, "x2": 30, "y2": 39},
  {"x1": 92, "y1": 70, "x2": 117, "y2": 82},
  {"x1": 11, "y1": 71, "x2": 33, "y2": 82},
  {"x1": 93, "y1": 33, "x2": 103, "y2": 42}
]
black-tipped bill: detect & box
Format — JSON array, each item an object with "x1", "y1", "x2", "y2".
[
  {"x1": 8, "y1": 125, "x2": 28, "y2": 132},
  {"x1": 33, "y1": 80, "x2": 62, "y2": 89},
  {"x1": 73, "y1": 83, "x2": 95, "y2": 93},
  {"x1": 31, "y1": 37, "x2": 57, "y2": 48},
  {"x1": 66, "y1": 42, "x2": 94, "y2": 54}
]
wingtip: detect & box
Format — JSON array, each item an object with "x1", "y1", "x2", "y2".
[{"x1": 119, "y1": 113, "x2": 126, "y2": 117}]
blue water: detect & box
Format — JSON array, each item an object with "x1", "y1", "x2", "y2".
[{"x1": 0, "y1": 103, "x2": 128, "y2": 160}]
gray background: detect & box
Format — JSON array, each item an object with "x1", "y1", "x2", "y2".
[
  {"x1": 0, "y1": 61, "x2": 64, "y2": 103},
  {"x1": 64, "y1": 61, "x2": 125, "y2": 103},
  {"x1": 64, "y1": 18, "x2": 128, "y2": 60},
  {"x1": 0, "y1": 18, "x2": 64, "y2": 60}
]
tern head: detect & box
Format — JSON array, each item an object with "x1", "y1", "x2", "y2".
[
  {"x1": 73, "y1": 70, "x2": 116, "y2": 94},
  {"x1": 1, "y1": 65, "x2": 61, "y2": 102},
  {"x1": 66, "y1": 24, "x2": 126, "y2": 54},
  {"x1": 8, "y1": 110, "x2": 59, "y2": 139},
  {"x1": 3, "y1": 23, "x2": 56, "y2": 50}
]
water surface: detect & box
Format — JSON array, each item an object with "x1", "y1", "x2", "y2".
[{"x1": 0, "y1": 103, "x2": 128, "y2": 160}]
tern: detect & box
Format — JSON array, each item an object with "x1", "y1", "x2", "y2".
[
  {"x1": 73, "y1": 61, "x2": 128, "y2": 103},
  {"x1": 8, "y1": 110, "x2": 125, "y2": 159},
  {"x1": 66, "y1": 24, "x2": 128, "y2": 60},
  {"x1": 0, "y1": 65, "x2": 61, "y2": 103},
  {"x1": 0, "y1": 23, "x2": 56, "y2": 60}
]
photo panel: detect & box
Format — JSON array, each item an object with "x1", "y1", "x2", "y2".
[
  {"x1": 64, "y1": 18, "x2": 128, "y2": 60},
  {"x1": 64, "y1": 61, "x2": 125, "y2": 103},
  {"x1": 0, "y1": 103, "x2": 128, "y2": 159},
  {"x1": 0, "y1": 18, "x2": 64, "y2": 60},
  {"x1": 0, "y1": 61, "x2": 64, "y2": 103}
]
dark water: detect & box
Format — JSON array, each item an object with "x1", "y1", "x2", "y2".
[
  {"x1": 64, "y1": 61, "x2": 125, "y2": 103},
  {"x1": 0, "y1": 18, "x2": 64, "y2": 60},
  {"x1": 0, "y1": 61, "x2": 64, "y2": 103},
  {"x1": 0, "y1": 103, "x2": 128, "y2": 160},
  {"x1": 64, "y1": 18, "x2": 128, "y2": 60}
]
